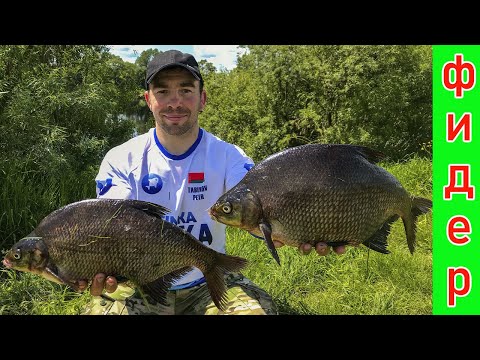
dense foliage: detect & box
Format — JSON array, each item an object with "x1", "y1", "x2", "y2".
[
  {"x1": 0, "y1": 44, "x2": 432, "y2": 252},
  {"x1": 0, "y1": 46, "x2": 140, "y2": 247},
  {"x1": 201, "y1": 45, "x2": 432, "y2": 162}
]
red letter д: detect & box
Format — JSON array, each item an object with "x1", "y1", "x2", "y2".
[{"x1": 444, "y1": 164, "x2": 475, "y2": 200}]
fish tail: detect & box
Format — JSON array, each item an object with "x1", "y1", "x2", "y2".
[
  {"x1": 412, "y1": 197, "x2": 433, "y2": 216},
  {"x1": 202, "y1": 253, "x2": 248, "y2": 311},
  {"x1": 403, "y1": 197, "x2": 432, "y2": 254}
]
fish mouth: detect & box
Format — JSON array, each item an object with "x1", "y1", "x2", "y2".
[
  {"x1": 207, "y1": 208, "x2": 217, "y2": 221},
  {"x1": 2, "y1": 258, "x2": 12, "y2": 269}
]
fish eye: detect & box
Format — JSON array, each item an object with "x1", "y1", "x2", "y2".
[
  {"x1": 222, "y1": 202, "x2": 232, "y2": 214},
  {"x1": 13, "y1": 251, "x2": 21, "y2": 260}
]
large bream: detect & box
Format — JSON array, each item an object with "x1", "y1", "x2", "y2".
[{"x1": 209, "y1": 144, "x2": 432, "y2": 265}]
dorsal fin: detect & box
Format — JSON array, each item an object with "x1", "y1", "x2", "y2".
[
  {"x1": 122, "y1": 199, "x2": 171, "y2": 219},
  {"x1": 351, "y1": 145, "x2": 386, "y2": 164}
]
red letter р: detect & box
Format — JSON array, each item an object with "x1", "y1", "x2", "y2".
[
  {"x1": 447, "y1": 267, "x2": 471, "y2": 307},
  {"x1": 443, "y1": 53, "x2": 476, "y2": 99},
  {"x1": 447, "y1": 215, "x2": 471, "y2": 245},
  {"x1": 443, "y1": 164, "x2": 475, "y2": 200},
  {"x1": 446, "y1": 112, "x2": 472, "y2": 142}
]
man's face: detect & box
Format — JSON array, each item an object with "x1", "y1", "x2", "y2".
[{"x1": 145, "y1": 67, "x2": 206, "y2": 136}]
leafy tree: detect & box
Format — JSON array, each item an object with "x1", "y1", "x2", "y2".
[
  {"x1": 0, "y1": 45, "x2": 139, "y2": 215},
  {"x1": 131, "y1": 48, "x2": 162, "y2": 134},
  {"x1": 202, "y1": 45, "x2": 432, "y2": 162}
]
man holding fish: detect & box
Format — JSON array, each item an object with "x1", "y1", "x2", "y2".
[{"x1": 81, "y1": 50, "x2": 345, "y2": 315}]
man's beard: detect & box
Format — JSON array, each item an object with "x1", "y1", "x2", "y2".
[{"x1": 157, "y1": 112, "x2": 197, "y2": 136}]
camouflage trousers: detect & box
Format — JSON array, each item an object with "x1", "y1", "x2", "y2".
[{"x1": 83, "y1": 273, "x2": 278, "y2": 315}]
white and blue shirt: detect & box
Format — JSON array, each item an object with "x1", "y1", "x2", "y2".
[{"x1": 95, "y1": 127, "x2": 254, "y2": 287}]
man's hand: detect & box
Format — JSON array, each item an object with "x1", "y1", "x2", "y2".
[
  {"x1": 273, "y1": 241, "x2": 347, "y2": 256},
  {"x1": 75, "y1": 273, "x2": 118, "y2": 296}
]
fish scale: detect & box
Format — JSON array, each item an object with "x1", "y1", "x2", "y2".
[
  {"x1": 43, "y1": 204, "x2": 197, "y2": 281},
  {"x1": 208, "y1": 144, "x2": 432, "y2": 265},
  {"x1": 2, "y1": 198, "x2": 247, "y2": 311},
  {"x1": 266, "y1": 185, "x2": 388, "y2": 244}
]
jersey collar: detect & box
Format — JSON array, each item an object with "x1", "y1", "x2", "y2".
[{"x1": 154, "y1": 128, "x2": 204, "y2": 160}]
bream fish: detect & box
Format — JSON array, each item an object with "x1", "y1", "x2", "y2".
[
  {"x1": 2, "y1": 198, "x2": 247, "y2": 310},
  {"x1": 208, "y1": 144, "x2": 432, "y2": 265}
]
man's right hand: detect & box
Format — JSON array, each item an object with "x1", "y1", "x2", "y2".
[
  {"x1": 76, "y1": 273, "x2": 119, "y2": 296},
  {"x1": 297, "y1": 242, "x2": 347, "y2": 256},
  {"x1": 273, "y1": 241, "x2": 347, "y2": 256}
]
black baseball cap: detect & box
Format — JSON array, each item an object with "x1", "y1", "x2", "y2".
[{"x1": 145, "y1": 50, "x2": 203, "y2": 89}]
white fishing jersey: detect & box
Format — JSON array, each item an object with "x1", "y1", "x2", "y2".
[{"x1": 95, "y1": 127, "x2": 254, "y2": 286}]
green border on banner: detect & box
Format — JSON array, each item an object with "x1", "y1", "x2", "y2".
[{"x1": 433, "y1": 45, "x2": 480, "y2": 314}]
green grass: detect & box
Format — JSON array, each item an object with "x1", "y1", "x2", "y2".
[
  {"x1": 226, "y1": 221, "x2": 431, "y2": 315},
  {"x1": 0, "y1": 156, "x2": 432, "y2": 315},
  {"x1": 0, "y1": 269, "x2": 90, "y2": 315}
]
